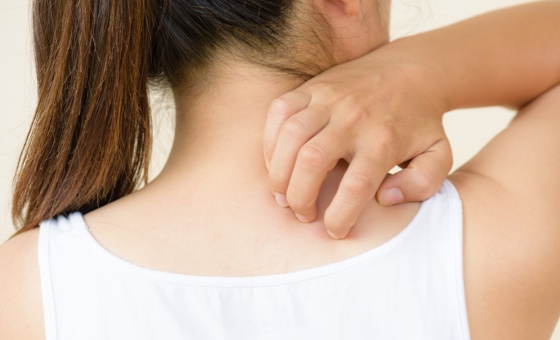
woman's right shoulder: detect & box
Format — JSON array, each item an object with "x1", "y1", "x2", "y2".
[{"x1": 0, "y1": 228, "x2": 46, "y2": 340}]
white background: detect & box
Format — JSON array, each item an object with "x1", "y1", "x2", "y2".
[{"x1": 0, "y1": 0, "x2": 558, "y2": 337}]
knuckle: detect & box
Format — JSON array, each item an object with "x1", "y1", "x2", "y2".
[
  {"x1": 269, "y1": 98, "x2": 292, "y2": 118},
  {"x1": 345, "y1": 108, "x2": 370, "y2": 127},
  {"x1": 344, "y1": 170, "x2": 373, "y2": 198},
  {"x1": 372, "y1": 128, "x2": 399, "y2": 156},
  {"x1": 281, "y1": 117, "x2": 307, "y2": 139},
  {"x1": 298, "y1": 143, "x2": 330, "y2": 170},
  {"x1": 413, "y1": 171, "x2": 437, "y2": 197},
  {"x1": 316, "y1": 81, "x2": 338, "y2": 100},
  {"x1": 378, "y1": 119, "x2": 399, "y2": 141}
]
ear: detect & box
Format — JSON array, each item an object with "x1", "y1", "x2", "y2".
[
  {"x1": 309, "y1": 0, "x2": 383, "y2": 64},
  {"x1": 313, "y1": 0, "x2": 360, "y2": 19}
]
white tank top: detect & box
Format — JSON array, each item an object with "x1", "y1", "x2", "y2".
[{"x1": 38, "y1": 180, "x2": 470, "y2": 340}]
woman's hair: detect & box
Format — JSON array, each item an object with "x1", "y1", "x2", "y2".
[{"x1": 10, "y1": 0, "x2": 297, "y2": 238}]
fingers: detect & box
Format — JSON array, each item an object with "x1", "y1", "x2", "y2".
[
  {"x1": 284, "y1": 127, "x2": 347, "y2": 223},
  {"x1": 324, "y1": 153, "x2": 391, "y2": 240},
  {"x1": 377, "y1": 138, "x2": 453, "y2": 205},
  {"x1": 269, "y1": 106, "x2": 331, "y2": 199},
  {"x1": 263, "y1": 91, "x2": 311, "y2": 168}
]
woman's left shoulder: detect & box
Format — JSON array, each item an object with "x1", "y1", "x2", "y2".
[{"x1": 0, "y1": 228, "x2": 45, "y2": 340}]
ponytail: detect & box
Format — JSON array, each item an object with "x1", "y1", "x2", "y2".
[
  {"x1": 11, "y1": 0, "x2": 158, "y2": 238},
  {"x1": 11, "y1": 0, "x2": 299, "y2": 239}
]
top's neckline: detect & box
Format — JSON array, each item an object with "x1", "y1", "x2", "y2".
[{"x1": 70, "y1": 188, "x2": 435, "y2": 288}]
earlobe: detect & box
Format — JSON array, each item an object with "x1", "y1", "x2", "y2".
[{"x1": 315, "y1": 0, "x2": 359, "y2": 17}]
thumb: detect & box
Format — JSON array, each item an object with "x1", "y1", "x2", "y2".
[{"x1": 376, "y1": 138, "x2": 452, "y2": 205}]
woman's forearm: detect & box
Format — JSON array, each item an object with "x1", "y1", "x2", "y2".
[{"x1": 383, "y1": 1, "x2": 560, "y2": 112}]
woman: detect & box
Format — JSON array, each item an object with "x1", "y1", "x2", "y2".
[{"x1": 1, "y1": 0, "x2": 559, "y2": 339}]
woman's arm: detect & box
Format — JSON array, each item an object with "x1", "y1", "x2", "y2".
[
  {"x1": 0, "y1": 229, "x2": 44, "y2": 339},
  {"x1": 264, "y1": 1, "x2": 560, "y2": 239},
  {"x1": 388, "y1": 1, "x2": 560, "y2": 111},
  {"x1": 450, "y1": 85, "x2": 560, "y2": 340},
  {"x1": 392, "y1": 3, "x2": 560, "y2": 334}
]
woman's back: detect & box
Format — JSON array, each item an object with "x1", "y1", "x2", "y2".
[
  {"x1": 4, "y1": 85, "x2": 560, "y2": 339},
  {"x1": 35, "y1": 180, "x2": 467, "y2": 340},
  {"x1": 2, "y1": 77, "x2": 560, "y2": 339},
  {"x1": 1, "y1": 0, "x2": 560, "y2": 339}
]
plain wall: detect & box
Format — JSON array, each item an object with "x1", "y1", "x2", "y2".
[{"x1": 1, "y1": 0, "x2": 558, "y2": 337}]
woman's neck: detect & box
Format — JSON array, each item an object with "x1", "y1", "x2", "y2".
[
  {"x1": 83, "y1": 62, "x2": 421, "y2": 276},
  {"x1": 157, "y1": 62, "x2": 306, "y2": 197}
]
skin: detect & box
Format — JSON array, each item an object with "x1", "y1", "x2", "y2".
[
  {"x1": 1, "y1": 0, "x2": 560, "y2": 339},
  {"x1": 267, "y1": 1, "x2": 560, "y2": 239}
]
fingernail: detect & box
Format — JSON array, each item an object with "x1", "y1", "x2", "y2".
[
  {"x1": 327, "y1": 230, "x2": 341, "y2": 240},
  {"x1": 380, "y1": 188, "x2": 404, "y2": 206},
  {"x1": 295, "y1": 213, "x2": 310, "y2": 223},
  {"x1": 275, "y1": 193, "x2": 289, "y2": 208}
]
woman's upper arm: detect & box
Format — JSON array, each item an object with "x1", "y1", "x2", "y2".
[
  {"x1": 449, "y1": 85, "x2": 560, "y2": 339},
  {"x1": 0, "y1": 229, "x2": 45, "y2": 340}
]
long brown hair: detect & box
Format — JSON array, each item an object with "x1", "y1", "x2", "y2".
[{"x1": 10, "y1": 0, "x2": 295, "y2": 239}]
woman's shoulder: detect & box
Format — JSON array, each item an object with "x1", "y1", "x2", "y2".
[
  {"x1": 449, "y1": 172, "x2": 560, "y2": 339},
  {"x1": 445, "y1": 85, "x2": 560, "y2": 338},
  {"x1": 0, "y1": 228, "x2": 45, "y2": 339}
]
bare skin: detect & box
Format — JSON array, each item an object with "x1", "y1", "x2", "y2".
[
  {"x1": 1, "y1": 1, "x2": 560, "y2": 339},
  {"x1": 265, "y1": 1, "x2": 560, "y2": 239}
]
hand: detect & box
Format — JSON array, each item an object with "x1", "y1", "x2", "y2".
[{"x1": 263, "y1": 48, "x2": 452, "y2": 239}]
